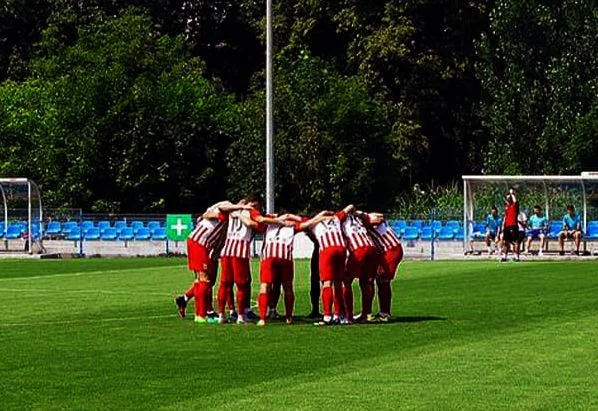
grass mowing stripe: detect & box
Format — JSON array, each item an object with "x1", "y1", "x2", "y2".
[{"x1": 0, "y1": 314, "x2": 178, "y2": 328}]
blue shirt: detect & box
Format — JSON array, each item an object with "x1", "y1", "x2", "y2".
[
  {"x1": 528, "y1": 215, "x2": 547, "y2": 230},
  {"x1": 562, "y1": 213, "x2": 581, "y2": 230},
  {"x1": 485, "y1": 215, "x2": 502, "y2": 233}
]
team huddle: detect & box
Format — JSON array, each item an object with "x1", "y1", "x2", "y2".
[{"x1": 174, "y1": 196, "x2": 404, "y2": 326}]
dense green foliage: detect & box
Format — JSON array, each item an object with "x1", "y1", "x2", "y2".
[
  {"x1": 1, "y1": 1, "x2": 597, "y2": 212},
  {"x1": 1, "y1": 258, "x2": 597, "y2": 409}
]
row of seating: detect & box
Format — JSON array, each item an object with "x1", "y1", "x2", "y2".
[
  {"x1": 470, "y1": 220, "x2": 598, "y2": 240},
  {"x1": 1, "y1": 220, "x2": 169, "y2": 241}
]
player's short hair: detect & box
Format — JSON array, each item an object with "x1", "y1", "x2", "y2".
[
  {"x1": 243, "y1": 193, "x2": 262, "y2": 206},
  {"x1": 533, "y1": 205, "x2": 541, "y2": 211},
  {"x1": 491, "y1": 206, "x2": 498, "y2": 212},
  {"x1": 567, "y1": 204, "x2": 575, "y2": 212}
]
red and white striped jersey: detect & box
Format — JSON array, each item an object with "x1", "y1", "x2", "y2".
[
  {"x1": 310, "y1": 212, "x2": 347, "y2": 251},
  {"x1": 261, "y1": 225, "x2": 296, "y2": 261},
  {"x1": 342, "y1": 214, "x2": 375, "y2": 252},
  {"x1": 375, "y1": 221, "x2": 402, "y2": 251},
  {"x1": 220, "y1": 209, "x2": 262, "y2": 259},
  {"x1": 188, "y1": 205, "x2": 226, "y2": 249}
]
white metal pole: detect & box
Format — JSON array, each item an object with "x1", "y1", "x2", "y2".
[
  {"x1": 265, "y1": 0, "x2": 275, "y2": 214},
  {"x1": 28, "y1": 180, "x2": 32, "y2": 254},
  {"x1": 463, "y1": 179, "x2": 467, "y2": 252}
]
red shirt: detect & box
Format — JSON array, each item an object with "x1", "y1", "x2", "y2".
[{"x1": 504, "y1": 203, "x2": 519, "y2": 227}]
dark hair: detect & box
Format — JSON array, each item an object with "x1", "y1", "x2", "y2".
[
  {"x1": 533, "y1": 205, "x2": 541, "y2": 210},
  {"x1": 567, "y1": 204, "x2": 575, "y2": 211},
  {"x1": 491, "y1": 206, "x2": 498, "y2": 212},
  {"x1": 244, "y1": 193, "x2": 262, "y2": 205}
]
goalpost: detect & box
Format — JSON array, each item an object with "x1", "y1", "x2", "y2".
[
  {"x1": 462, "y1": 174, "x2": 598, "y2": 252},
  {"x1": 0, "y1": 178, "x2": 44, "y2": 254}
]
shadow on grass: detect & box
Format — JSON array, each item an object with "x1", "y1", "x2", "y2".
[{"x1": 276, "y1": 314, "x2": 446, "y2": 325}]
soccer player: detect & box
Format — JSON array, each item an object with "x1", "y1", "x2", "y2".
[
  {"x1": 526, "y1": 205, "x2": 547, "y2": 255},
  {"x1": 175, "y1": 201, "x2": 248, "y2": 323},
  {"x1": 340, "y1": 209, "x2": 379, "y2": 324},
  {"x1": 363, "y1": 212, "x2": 403, "y2": 322},
  {"x1": 296, "y1": 207, "x2": 353, "y2": 325},
  {"x1": 558, "y1": 205, "x2": 583, "y2": 255},
  {"x1": 257, "y1": 213, "x2": 303, "y2": 326},
  {"x1": 218, "y1": 196, "x2": 290, "y2": 324},
  {"x1": 501, "y1": 189, "x2": 520, "y2": 262},
  {"x1": 516, "y1": 209, "x2": 527, "y2": 260},
  {"x1": 485, "y1": 206, "x2": 502, "y2": 254}
]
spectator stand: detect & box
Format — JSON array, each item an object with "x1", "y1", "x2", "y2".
[{"x1": 463, "y1": 173, "x2": 598, "y2": 256}]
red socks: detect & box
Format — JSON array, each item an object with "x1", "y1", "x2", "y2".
[
  {"x1": 217, "y1": 282, "x2": 232, "y2": 314},
  {"x1": 185, "y1": 282, "x2": 196, "y2": 300},
  {"x1": 258, "y1": 292, "x2": 268, "y2": 321},
  {"x1": 378, "y1": 281, "x2": 392, "y2": 314},
  {"x1": 361, "y1": 281, "x2": 375, "y2": 317},
  {"x1": 321, "y1": 286, "x2": 333, "y2": 317},
  {"x1": 194, "y1": 281, "x2": 210, "y2": 318}
]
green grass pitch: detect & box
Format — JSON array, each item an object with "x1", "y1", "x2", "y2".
[{"x1": 0, "y1": 258, "x2": 597, "y2": 410}]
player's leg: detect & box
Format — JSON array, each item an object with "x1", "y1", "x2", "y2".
[
  {"x1": 485, "y1": 232, "x2": 492, "y2": 254},
  {"x1": 574, "y1": 231, "x2": 582, "y2": 254},
  {"x1": 257, "y1": 259, "x2": 273, "y2": 325},
  {"x1": 558, "y1": 231, "x2": 566, "y2": 254},
  {"x1": 206, "y1": 258, "x2": 218, "y2": 317},
  {"x1": 332, "y1": 251, "x2": 346, "y2": 323},
  {"x1": 539, "y1": 233, "x2": 546, "y2": 255},
  {"x1": 233, "y1": 257, "x2": 252, "y2": 324},
  {"x1": 217, "y1": 256, "x2": 234, "y2": 323},
  {"x1": 359, "y1": 249, "x2": 378, "y2": 321},
  {"x1": 281, "y1": 260, "x2": 295, "y2": 324},
  {"x1": 309, "y1": 247, "x2": 321, "y2": 318},
  {"x1": 379, "y1": 245, "x2": 403, "y2": 320},
  {"x1": 318, "y1": 250, "x2": 335, "y2": 324},
  {"x1": 343, "y1": 254, "x2": 356, "y2": 323},
  {"x1": 268, "y1": 277, "x2": 282, "y2": 320}
]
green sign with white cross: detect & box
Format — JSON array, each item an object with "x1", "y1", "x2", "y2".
[{"x1": 166, "y1": 214, "x2": 193, "y2": 241}]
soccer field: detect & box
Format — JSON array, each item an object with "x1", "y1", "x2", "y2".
[{"x1": 0, "y1": 258, "x2": 597, "y2": 410}]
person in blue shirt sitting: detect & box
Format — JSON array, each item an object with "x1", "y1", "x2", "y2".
[
  {"x1": 485, "y1": 206, "x2": 502, "y2": 255},
  {"x1": 558, "y1": 205, "x2": 583, "y2": 255},
  {"x1": 526, "y1": 205, "x2": 547, "y2": 255}
]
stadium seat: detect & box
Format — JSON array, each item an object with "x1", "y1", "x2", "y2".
[
  {"x1": 84, "y1": 227, "x2": 101, "y2": 240},
  {"x1": 437, "y1": 226, "x2": 455, "y2": 241},
  {"x1": 420, "y1": 226, "x2": 435, "y2": 241},
  {"x1": 119, "y1": 227, "x2": 135, "y2": 241},
  {"x1": 135, "y1": 227, "x2": 151, "y2": 241},
  {"x1": 151, "y1": 227, "x2": 167, "y2": 241},
  {"x1": 410, "y1": 220, "x2": 424, "y2": 230},
  {"x1": 97, "y1": 221, "x2": 111, "y2": 234},
  {"x1": 402, "y1": 226, "x2": 419, "y2": 241},
  {"x1": 114, "y1": 221, "x2": 127, "y2": 234},
  {"x1": 445, "y1": 220, "x2": 461, "y2": 234},
  {"x1": 130, "y1": 221, "x2": 145, "y2": 234},
  {"x1": 45, "y1": 221, "x2": 62, "y2": 238},
  {"x1": 454, "y1": 231, "x2": 465, "y2": 241},
  {"x1": 5, "y1": 224, "x2": 22, "y2": 239},
  {"x1": 147, "y1": 221, "x2": 162, "y2": 232},
  {"x1": 100, "y1": 227, "x2": 118, "y2": 241},
  {"x1": 61, "y1": 221, "x2": 79, "y2": 237},
  {"x1": 81, "y1": 221, "x2": 95, "y2": 231},
  {"x1": 547, "y1": 220, "x2": 563, "y2": 239},
  {"x1": 391, "y1": 220, "x2": 407, "y2": 234},
  {"x1": 430, "y1": 220, "x2": 442, "y2": 234},
  {"x1": 586, "y1": 222, "x2": 598, "y2": 240},
  {"x1": 66, "y1": 229, "x2": 82, "y2": 241},
  {"x1": 471, "y1": 223, "x2": 486, "y2": 239}
]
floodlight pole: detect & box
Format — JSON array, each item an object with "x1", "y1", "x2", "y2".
[{"x1": 265, "y1": 0, "x2": 275, "y2": 214}]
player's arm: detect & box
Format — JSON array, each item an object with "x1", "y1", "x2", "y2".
[
  {"x1": 296, "y1": 211, "x2": 334, "y2": 231},
  {"x1": 218, "y1": 202, "x2": 252, "y2": 212},
  {"x1": 278, "y1": 213, "x2": 303, "y2": 223}
]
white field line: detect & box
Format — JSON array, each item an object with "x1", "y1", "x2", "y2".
[
  {"x1": 0, "y1": 313, "x2": 177, "y2": 328},
  {"x1": 0, "y1": 287, "x2": 168, "y2": 296},
  {"x1": 0, "y1": 265, "x2": 186, "y2": 282}
]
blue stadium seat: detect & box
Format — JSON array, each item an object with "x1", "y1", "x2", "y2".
[
  {"x1": 114, "y1": 221, "x2": 127, "y2": 234},
  {"x1": 84, "y1": 227, "x2": 101, "y2": 240},
  {"x1": 430, "y1": 220, "x2": 442, "y2": 234},
  {"x1": 61, "y1": 221, "x2": 78, "y2": 237},
  {"x1": 547, "y1": 220, "x2": 563, "y2": 239},
  {"x1": 147, "y1": 221, "x2": 162, "y2": 232},
  {"x1": 45, "y1": 221, "x2": 62, "y2": 238},
  {"x1": 455, "y1": 231, "x2": 465, "y2": 241},
  {"x1": 391, "y1": 220, "x2": 407, "y2": 235},
  {"x1": 97, "y1": 221, "x2": 111, "y2": 234},
  {"x1": 131, "y1": 221, "x2": 145, "y2": 234},
  {"x1": 471, "y1": 223, "x2": 486, "y2": 239},
  {"x1": 410, "y1": 220, "x2": 424, "y2": 230},
  {"x1": 100, "y1": 227, "x2": 118, "y2": 241},
  {"x1": 445, "y1": 220, "x2": 461, "y2": 233},
  {"x1": 420, "y1": 226, "x2": 435, "y2": 241},
  {"x1": 81, "y1": 221, "x2": 95, "y2": 231},
  {"x1": 119, "y1": 227, "x2": 134, "y2": 241},
  {"x1": 437, "y1": 226, "x2": 455, "y2": 241},
  {"x1": 402, "y1": 226, "x2": 419, "y2": 241},
  {"x1": 66, "y1": 230, "x2": 82, "y2": 241},
  {"x1": 151, "y1": 227, "x2": 167, "y2": 241},
  {"x1": 586, "y1": 222, "x2": 598, "y2": 240},
  {"x1": 5, "y1": 224, "x2": 22, "y2": 239},
  {"x1": 135, "y1": 227, "x2": 151, "y2": 241}
]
